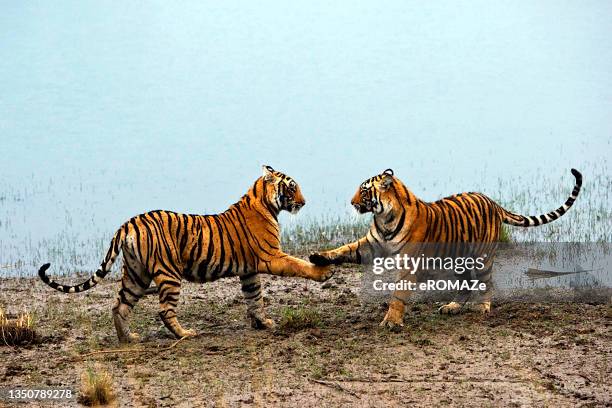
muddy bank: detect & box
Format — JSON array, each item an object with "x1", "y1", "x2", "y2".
[{"x1": 0, "y1": 268, "x2": 610, "y2": 407}]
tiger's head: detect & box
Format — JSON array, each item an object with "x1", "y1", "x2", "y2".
[
  {"x1": 351, "y1": 169, "x2": 398, "y2": 215},
  {"x1": 261, "y1": 165, "x2": 306, "y2": 214}
]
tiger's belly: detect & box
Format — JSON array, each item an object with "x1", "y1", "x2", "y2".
[
  {"x1": 182, "y1": 269, "x2": 236, "y2": 283},
  {"x1": 182, "y1": 261, "x2": 249, "y2": 283}
]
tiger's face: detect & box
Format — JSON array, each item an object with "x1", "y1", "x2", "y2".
[
  {"x1": 351, "y1": 169, "x2": 395, "y2": 215},
  {"x1": 262, "y1": 165, "x2": 306, "y2": 214}
]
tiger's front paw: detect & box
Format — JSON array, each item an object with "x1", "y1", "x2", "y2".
[
  {"x1": 309, "y1": 252, "x2": 335, "y2": 266},
  {"x1": 439, "y1": 302, "x2": 463, "y2": 315},
  {"x1": 312, "y1": 265, "x2": 334, "y2": 282},
  {"x1": 379, "y1": 302, "x2": 405, "y2": 330},
  {"x1": 177, "y1": 328, "x2": 198, "y2": 338}
]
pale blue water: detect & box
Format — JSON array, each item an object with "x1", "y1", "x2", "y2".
[{"x1": 0, "y1": 2, "x2": 611, "y2": 275}]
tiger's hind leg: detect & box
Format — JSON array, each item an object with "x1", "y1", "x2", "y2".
[
  {"x1": 240, "y1": 273, "x2": 275, "y2": 330},
  {"x1": 113, "y1": 257, "x2": 151, "y2": 343},
  {"x1": 439, "y1": 271, "x2": 474, "y2": 315},
  {"x1": 154, "y1": 273, "x2": 196, "y2": 339},
  {"x1": 468, "y1": 261, "x2": 494, "y2": 314},
  {"x1": 440, "y1": 260, "x2": 494, "y2": 315}
]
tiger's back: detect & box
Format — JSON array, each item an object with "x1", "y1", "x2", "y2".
[
  {"x1": 120, "y1": 208, "x2": 273, "y2": 283},
  {"x1": 418, "y1": 192, "x2": 504, "y2": 243}
]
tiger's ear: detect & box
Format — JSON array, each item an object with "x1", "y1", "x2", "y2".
[
  {"x1": 379, "y1": 173, "x2": 394, "y2": 191},
  {"x1": 262, "y1": 165, "x2": 275, "y2": 183},
  {"x1": 383, "y1": 169, "x2": 394, "y2": 176}
]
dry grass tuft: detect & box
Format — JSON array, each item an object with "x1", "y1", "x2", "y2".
[
  {"x1": 77, "y1": 365, "x2": 116, "y2": 407},
  {"x1": 0, "y1": 308, "x2": 36, "y2": 346}
]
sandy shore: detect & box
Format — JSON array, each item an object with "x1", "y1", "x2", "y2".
[{"x1": 1, "y1": 266, "x2": 610, "y2": 407}]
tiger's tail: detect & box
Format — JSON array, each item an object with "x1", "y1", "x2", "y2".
[
  {"x1": 38, "y1": 226, "x2": 126, "y2": 293},
  {"x1": 501, "y1": 168, "x2": 582, "y2": 227}
]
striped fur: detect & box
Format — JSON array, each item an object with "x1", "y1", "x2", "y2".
[
  {"x1": 310, "y1": 168, "x2": 582, "y2": 327},
  {"x1": 39, "y1": 166, "x2": 332, "y2": 342}
]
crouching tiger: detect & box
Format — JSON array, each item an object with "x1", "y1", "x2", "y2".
[
  {"x1": 310, "y1": 168, "x2": 582, "y2": 328},
  {"x1": 39, "y1": 166, "x2": 333, "y2": 342}
]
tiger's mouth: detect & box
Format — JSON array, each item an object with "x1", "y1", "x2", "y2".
[
  {"x1": 290, "y1": 203, "x2": 304, "y2": 214},
  {"x1": 354, "y1": 203, "x2": 372, "y2": 214},
  {"x1": 280, "y1": 194, "x2": 304, "y2": 214}
]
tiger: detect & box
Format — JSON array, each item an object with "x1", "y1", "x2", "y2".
[
  {"x1": 39, "y1": 165, "x2": 333, "y2": 343},
  {"x1": 309, "y1": 168, "x2": 582, "y2": 328}
]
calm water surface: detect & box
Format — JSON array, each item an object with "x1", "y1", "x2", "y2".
[{"x1": 0, "y1": 2, "x2": 610, "y2": 276}]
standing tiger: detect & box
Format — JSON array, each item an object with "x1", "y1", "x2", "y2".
[
  {"x1": 39, "y1": 166, "x2": 333, "y2": 342},
  {"x1": 310, "y1": 168, "x2": 582, "y2": 328}
]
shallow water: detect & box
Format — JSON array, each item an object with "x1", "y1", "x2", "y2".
[{"x1": 1, "y1": 2, "x2": 611, "y2": 276}]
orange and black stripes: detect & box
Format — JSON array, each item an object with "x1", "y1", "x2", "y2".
[
  {"x1": 38, "y1": 166, "x2": 331, "y2": 342},
  {"x1": 312, "y1": 168, "x2": 582, "y2": 265},
  {"x1": 40, "y1": 178, "x2": 284, "y2": 291},
  {"x1": 309, "y1": 168, "x2": 582, "y2": 324}
]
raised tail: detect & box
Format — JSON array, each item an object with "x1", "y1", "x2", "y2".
[
  {"x1": 502, "y1": 168, "x2": 582, "y2": 227},
  {"x1": 38, "y1": 227, "x2": 126, "y2": 293}
]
